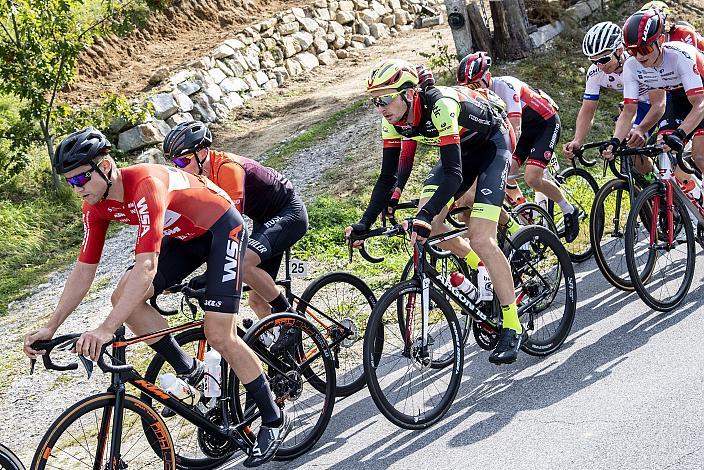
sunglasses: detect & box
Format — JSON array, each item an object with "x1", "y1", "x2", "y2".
[
  {"x1": 65, "y1": 170, "x2": 95, "y2": 188},
  {"x1": 466, "y1": 82, "x2": 481, "y2": 89},
  {"x1": 590, "y1": 53, "x2": 613, "y2": 65},
  {"x1": 626, "y1": 44, "x2": 656, "y2": 56},
  {"x1": 371, "y1": 90, "x2": 403, "y2": 108},
  {"x1": 171, "y1": 154, "x2": 194, "y2": 168}
]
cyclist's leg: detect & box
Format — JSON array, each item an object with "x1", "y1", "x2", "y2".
[
  {"x1": 418, "y1": 163, "x2": 472, "y2": 255},
  {"x1": 203, "y1": 208, "x2": 291, "y2": 465},
  {"x1": 469, "y1": 127, "x2": 526, "y2": 363},
  {"x1": 116, "y1": 236, "x2": 207, "y2": 375},
  {"x1": 244, "y1": 194, "x2": 309, "y2": 318},
  {"x1": 523, "y1": 116, "x2": 568, "y2": 208},
  {"x1": 505, "y1": 156, "x2": 525, "y2": 204}
]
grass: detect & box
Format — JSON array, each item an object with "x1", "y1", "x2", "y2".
[{"x1": 262, "y1": 99, "x2": 366, "y2": 168}]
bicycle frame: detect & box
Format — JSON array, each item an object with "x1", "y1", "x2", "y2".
[{"x1": 652, "y1": 151, "x2": 704, "y2": 247}]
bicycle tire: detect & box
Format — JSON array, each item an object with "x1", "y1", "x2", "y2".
[
  {"x1": 296, "y1": 271, "x2": 376, "y2": 397},
  {"x1": 505, "y1": 225, "x2": 577, "y2": 356},
  {"x1": 625, "y1": 183, "x2": 696, "y2": 312},
  {"x1": 550, "y1": 167, "x2": 599, "y2": 262},
  {"x1": 513, "y1": 201, "x2": 558, "y2": 234},
  {"x1": 363, "y1": 279, "x2": 464, "y2": 429},
  {"x1": 232, "y1": 313, "x2": 336, "y2": 460},
  {"x1": 32, "y1": 393, "x2": 175, "y2": 470},
  {"x1": 0, "y1": 444, "x2": 24, "y2": 470},
  {"x1": 590, "y1": 178, "x2": 650, "y2": 291},
  {"x1": 142, "y1": 328, "x2": 236, "y2": 469},
  {"x1": 400, "y1": 254, "x2": 472, "y2": 349}
]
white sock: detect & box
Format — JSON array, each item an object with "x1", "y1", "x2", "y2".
[{"x1": 557, "y1": 198, "x2": 575, "y2": 214}]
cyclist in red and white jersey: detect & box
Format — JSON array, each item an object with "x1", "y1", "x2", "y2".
[
  {"x1": 640, "y1": 1, "x2": 704, "y2": 52},
  {"x1": 23, "y1": 127, "x2": 290, "y2": 467},
  {"x1": 603, "y1": 9, "x2": 704, "y2": 175},
  {"x1": 458, "y1": 51, "x2": 581, "y2": 243}
]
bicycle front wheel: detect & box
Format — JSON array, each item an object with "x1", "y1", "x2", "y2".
[
  {"x1": 297, "y1": 271, "x2": 376, "y2": 397},
  {"x1": 625, "y1": 183, "x2": 695, "y2": 312},
  {"x1": 505, "y1": 225, "x2": 577, "y2": 356},
  {"x1": 364, "y1": 279, "x2": 464, "y2": 429},
  {"x1": 0, "y1": 444, "x2": 24, "y2": 470},
  {"x1": 32, "y1": 393, "x2": 175, "y2": 470},
  {"x1": 400, "y1": 253, "x2": 472, "y2": 349},
  {"x1": 550, "y1": 167, "x2": 599, "y2": 262}
]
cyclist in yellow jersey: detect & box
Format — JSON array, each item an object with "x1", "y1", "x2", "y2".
[{"x1": 347, "y1": 59, "x2": 526, "y2": 364}]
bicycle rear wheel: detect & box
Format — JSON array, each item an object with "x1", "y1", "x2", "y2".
[
  {"x1": 0, "y1": 444, "x2": 24, "y2": 470},
  {"x1": 625, "y1": 183, "x2": 695, "y2": 312},
  {"x1": 364, "y1": 279, "x2": 464, "y2": 429},
  {"x1": 232, "y1": 313, "x2": 336, "y2": 460},
  {"x1": 33, "y1": 393, "x2": 175, "y2": 470},
  {"x1": 550, "y1": 167, "x2": 599, "y2": 262},
  {"x1": 590, "y1": 179, "x2": 650, "y2": 291},
  {"x1": 513, "y1": 201, "x2": 557, "y2": 234},
  {"x1": 296, "y1": 271, "x2": 376, "y2": 397},
  {"x1": 505, "y1": 226, "x2": 576, "y2": 356}
]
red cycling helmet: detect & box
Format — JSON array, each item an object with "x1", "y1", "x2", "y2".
[
  {"x1": 623, "y1": 9, "x2": 665, "y2": 49},
  {"x1": 456, "y1": 51, "x2": 492, "y2": 85}
]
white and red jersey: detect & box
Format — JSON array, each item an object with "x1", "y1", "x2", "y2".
[
  {"x1": 79, "y1": 164, "x2": 234, "y2": 264},
  {"x1": 623, "y1": 41, "x2": 704, "y2": 104},
  {"x1": 491, "y1": 76, "x2": 558, "y2": 126},
  {"x1": 668, "y1": 21, "x2": 704, "y2": 53},
  {"x1": 583, "y1": 64, "x2": 650, "y2": 103}
]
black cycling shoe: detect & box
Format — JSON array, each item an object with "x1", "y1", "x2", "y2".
[
  {"x1": 162, "y1": 359, "x2": 204, "y2": 418},
  {"x1": 488, "y1": 328, "x2": 527, "y2": 365},
  {"x1": 242, "y1": 410, "x2": 292, "y2": 467},
  {"x1": 562, "y1": 209, "x2": 581, "y2": 243},
  {"x1": 269, "y1": 324, "x2": 299, "y2": 355}
]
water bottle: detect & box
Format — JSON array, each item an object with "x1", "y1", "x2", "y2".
[
  {"x1": 449, "y1": 272, "x2": 479, "y2": 302},
  {"x1": 159, "y1": 373, "x2": 201, "y2": 406},
  {"x1": 477, "y1": 262, "x2": 493, "y2": 301},
  {"x1": 204, "y1": 349, "x2": 222, "y2": 398}
]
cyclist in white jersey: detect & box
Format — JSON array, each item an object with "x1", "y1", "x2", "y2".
[
  {"x1": 564, "y1": 22, "x2": 665, "y2": 160},
  {"x1": 603, "y1": 9, "x2": 704, "y2": 174}
]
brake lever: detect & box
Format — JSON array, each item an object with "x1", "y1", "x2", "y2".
[{"x1": 78, "y1": 355, "x2": 94, "y2": 379}]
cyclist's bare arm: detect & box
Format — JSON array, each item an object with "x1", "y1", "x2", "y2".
[
  {"x1": 101, "y1": 252, "x2": 158, "y2": 333},
  {"x1": 508, "y1": 115, "x2": 522, "y2": 141},
  {"x1": 23, "y1": 261, "x2": 97, "y2": 357},
  {"x1": 679, "y1": 93, "x2": 704, "y2": 135},
  {"x1": 565, "y1": 99, "x2": 599, "y2": 156}
]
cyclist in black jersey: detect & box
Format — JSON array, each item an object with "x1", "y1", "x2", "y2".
[{"x1": 346, "y1": 58, "x2": 526, "y2": 364}]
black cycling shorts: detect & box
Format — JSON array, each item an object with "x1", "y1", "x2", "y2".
[
  {"x1": 152, "y1": 207, "x2": 247, "y2": 314},
  {"x1": 248, "y1": 193, "x2": 308, "y2": 280},
  {"x1": 422, "y1": 125, "x2": 511, "y2": 219},
  {"x1": 514, "y1": 114, "x2": 561, "y2": 169},
  {"x1": 658, "y1": 88, "x2": 704, "y2": 138}
]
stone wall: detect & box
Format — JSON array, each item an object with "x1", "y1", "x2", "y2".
[{"x1": 116, "y1": 0, "x2": 443, "y2": 155}]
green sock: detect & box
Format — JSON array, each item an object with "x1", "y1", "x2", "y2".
[
  {"x1": 465, "y1": 250, "x2": 481, "y2": 270},
  {"x1": 505, "y1": 216, "x2": 520, "y2": 236},
  {"x1": 501, "y1": 303, "x2": 522, "y2": 333}
]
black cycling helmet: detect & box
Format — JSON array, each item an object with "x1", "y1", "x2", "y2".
[
  {"x1": 54, "y1": 126, "x2": 112, "y2": 174},
  {"x1": 162, "y1": 121, "x2": 213, "y2": 161},
  {"x1": 623, "y1": 9, "x2": 665, "y2": 48}
]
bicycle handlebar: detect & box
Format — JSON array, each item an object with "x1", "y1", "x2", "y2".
[
  {"x1": 348, "y1": 224, "x2": 407, "y2": 264},
  {"x1": 571, "y1": 141, "x2": 606, "y2": 167},
  {"x1": 31, "y1": 333, "x2": 132, "y2": 377}
]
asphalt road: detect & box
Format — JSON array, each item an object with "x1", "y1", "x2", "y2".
[{"x1": 224, "y1": 251, "x2": 704, "y2": 470}]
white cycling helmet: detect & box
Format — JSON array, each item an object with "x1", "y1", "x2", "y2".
[{"x1": 582, "y1": 21, "x2": 623, "y2": 57}]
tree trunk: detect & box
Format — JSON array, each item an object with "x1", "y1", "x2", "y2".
[
  {"x1": 490, "y1": 0, "x2": 531, "y2": 60},
  {"x1": 40, "y1": 121, "x2": 59, "y2": 192},
  {"x1": 443, "y1": 0, "x2": 473, "y2": 59},
  {"x1": 467, "y1": 2, "x2": 492, "y2": 55}
]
